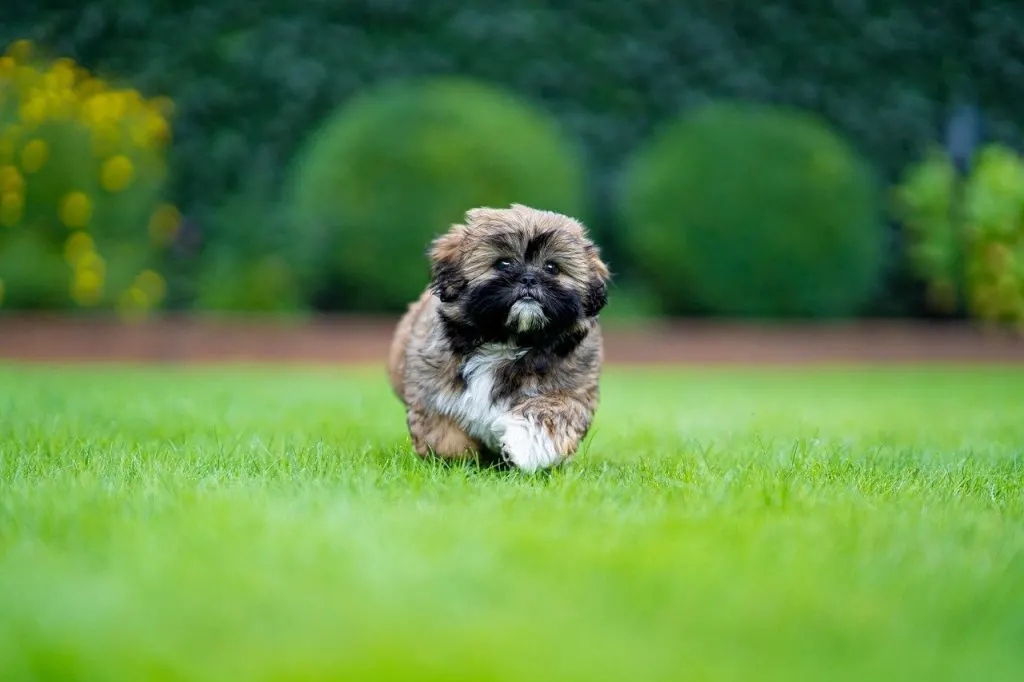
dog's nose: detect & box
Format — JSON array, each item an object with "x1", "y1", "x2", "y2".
[{"x1": 520, "y1": 272, "x2": 539, "y2": 287}]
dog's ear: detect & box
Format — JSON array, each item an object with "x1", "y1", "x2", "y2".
[
  {"x1": 583, "y1": 244, "x2": 610, "y2": 317},
  {"x1": 428, "y1": 225, "x2": 467, "y2": 303}
]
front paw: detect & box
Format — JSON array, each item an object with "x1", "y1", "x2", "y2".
[{"x1": 494, "y1": 416, "x2": 565, "y2": 473}]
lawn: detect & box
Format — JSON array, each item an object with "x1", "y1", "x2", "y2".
[{"x1": 0, "y1": 363, "x2": 1022, "y2": 682}]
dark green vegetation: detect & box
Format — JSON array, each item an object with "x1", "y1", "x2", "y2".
[
  {"x1": 3, "y1": 2, "x2": 1019, "y2": 318},
  {"x1": 1, "y1": 365, "x2": 1022, "y2": 681}
]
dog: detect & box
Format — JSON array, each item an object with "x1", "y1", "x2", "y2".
[{"x1": 387, "y1": 203, "x2": 610, "y2": 472}]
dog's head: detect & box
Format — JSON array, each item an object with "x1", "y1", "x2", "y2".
[{"x1": 428, "y1": 204, "x2": 609, "y2": 346}]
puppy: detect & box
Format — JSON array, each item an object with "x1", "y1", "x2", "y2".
[{"x1": 387, "y1": 203, "x2": 610, "y2": 472}]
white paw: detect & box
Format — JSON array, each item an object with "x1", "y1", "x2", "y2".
[{"x1": 492, "y1": 416, "x2": 564, "y2": 473}]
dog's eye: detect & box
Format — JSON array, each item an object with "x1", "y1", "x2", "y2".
[
  {"x1": 543, "y1": 261, "x2": 560, "y2": 275},
  {"x1": 494, "y1": 258, "x2": 514, "y2": 271}
]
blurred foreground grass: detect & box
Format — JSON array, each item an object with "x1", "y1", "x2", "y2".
[{"x1": 0, "y1": 364, "x2": 1022, "y2": 682}]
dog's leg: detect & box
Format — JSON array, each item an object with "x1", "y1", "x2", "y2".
[
  {"x1": 492, "y1": 396, "x2": 594, "y2": 473},
  {"x1": 407, "y1": 407, "x2": 480, "y2": 459}
]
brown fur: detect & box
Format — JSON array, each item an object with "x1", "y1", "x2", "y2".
[{"x1": 387, "y1": 203, "x2": 610, "y2": 471}]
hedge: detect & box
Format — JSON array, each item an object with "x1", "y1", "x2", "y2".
[{"x1": 2, "y1": 2, "x2": 1021, "y2": 316}]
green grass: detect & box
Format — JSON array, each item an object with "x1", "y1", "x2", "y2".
[{"x1": 1, "y1": 363, "x2": 1022, "y2": 682}]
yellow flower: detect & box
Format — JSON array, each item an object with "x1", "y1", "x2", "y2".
[
  {"x1": 42, "y1": 71, "x2": 60, "y2": 92},
  {"x1": 0, "y1": 191, "x2": 23, "y2": 226},
  {"x1": 59, "y1": 191, "x2": 93, "y2": 228},
  {"x1": 64, "y1": 231, "x2": 96, "y2": 265},
  {"x1": 122, "y1": 90, "x2": 144, "y2": 113},
  {"x1": 5, "y1": 40, "x2": 33, "y2": 63},
  {"x1": 130, "y1": 114, "x2": 171, "y2": 149},
  {"x1": 20, "y1": 138, "x2": 48, "y2": 174},
  {"x1": 76, "y1": 77, "x2": 107, "y2": 99},
  {"x1": 71, "y1": 268, "x2": 104, "y2": 307},
  {"x1": 0, "y1": 165, "x2": 24, "y2": 193},
  {"x1": 49, "y1": 58, "x2": 77, "y2": 89},
  {"x1": 90, "y1": 122, "x2": 120, "y2": 158},
  {"x1": 18, "y1": 96, "x2": 46, "y2": 125},
  {"x1": 100, "y1": 92, "x2": 126, "y2": 121},
  {"x1": 82, "y1": 92, "x2": 125, "y2": 125},
  {"x1": 0, "y1": 56, "x2": 14, "y2": 75},
  {"x1": 116, "y1": 285, "x2": 150, "y2": 321},
  {"x1": 80, "y1": 95, "x2": 104, "y2": 124},
  {"x1": 148, "y1": 203, "x2": 181, "y2": 244},
  {"x1": 76, "y1": 250, "x2": 106, "y2": 279},
  {"x1": 100, "y1": 155, "x2": 134, "y2": 192},
  {"x1": 12, "y1": 65, "x2": 37, "y2": 90},
  {"x1": 134, "y1": 269, "x2": 166, "y2": 303},
  {"x1": 42, "y1": 90, "x2": 73, "y2": 120},
  {"x1": 145, "y1": 115, "x2": 170, "y2": 148}
]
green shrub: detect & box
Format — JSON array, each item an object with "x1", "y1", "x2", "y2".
[
  {"x1": 891, "y1": 149, "x2": 961, "y2": 315},
  {"x1": 894, "y1": 144, "x2": 1024, "y2": 329},
  {"x1": 284, "y1": 77, "x2": 587, "y2": 311},
  {"x1": 0, "y1": 40, "x2": 176, "y2": 316},
  {"x1": 618, "y1": 101, "x2": 885, "y2": 318}
]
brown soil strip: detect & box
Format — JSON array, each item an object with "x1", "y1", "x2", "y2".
[{"x1": 1, "y1": 315, "x2": 1023, "y2": 365}]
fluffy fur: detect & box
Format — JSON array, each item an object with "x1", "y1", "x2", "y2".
[{"x1": 387, "y1": 203, "x2": 610, "y2": 472}]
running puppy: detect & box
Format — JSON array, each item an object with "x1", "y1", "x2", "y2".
[{"x1": 387, "y1": 203, "x2": 610, "y2": 472}]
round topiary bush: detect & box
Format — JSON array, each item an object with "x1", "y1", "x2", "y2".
[
  {"x1": 618, "y1": 101, "x2": 886, "y2": 318},
  {"x1": 284, "y1": 77, "x2": 587, "y2": 311}
]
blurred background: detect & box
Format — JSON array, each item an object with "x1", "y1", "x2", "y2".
[{"x1": 1, "y1": 1, "x2": 1023, "y2": 359}]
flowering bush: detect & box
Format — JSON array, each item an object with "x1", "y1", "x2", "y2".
[
  {"x1": 894, "y1": 144, "x2": 1024, "y2": 329},
  {"x1": 0, "y1": 39, "x2": 177, "y2": 316}
]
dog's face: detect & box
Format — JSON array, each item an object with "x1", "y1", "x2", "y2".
[{"x1": 428, "y1": 204, "x2": 609, "y2": 345}]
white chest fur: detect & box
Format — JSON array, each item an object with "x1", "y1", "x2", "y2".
[
  {"x1": 430, "y1": 342, "x2": 565, "y2": 472},
  {"x1": 432, "y1": 343, "x2": 525, "y2": 450}
]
